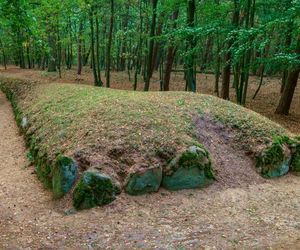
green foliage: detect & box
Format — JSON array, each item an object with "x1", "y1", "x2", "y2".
[
  {"x1": 289, "y1": 137, "x2": 300, "y2": 174},
  {"x1": 1, "y1": 0, "x2": 298, "y2": 77},
  {"x1": 256, "y1": 137, "x2": 286, "y2": 168}
]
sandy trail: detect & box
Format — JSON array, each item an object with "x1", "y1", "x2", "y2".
[{"x1": 0, "y1": 90, "x2": 300, "y2": 249}]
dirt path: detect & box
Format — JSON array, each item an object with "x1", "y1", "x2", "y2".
[{"x1": 0, "y1": 90, "x2": 300, "y2": 249}]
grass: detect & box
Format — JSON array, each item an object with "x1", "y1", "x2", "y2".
[
  {"x1": 1, "y1": 76, "x2": 298, "y2": 199},
  {"x1": 0, "y1": 77, "x2": 291, "y2": 162}
]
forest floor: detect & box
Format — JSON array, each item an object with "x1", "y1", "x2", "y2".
[
  {"x1": 0, "y1": 67, "x2": 300, "y2": 249},
  {"x1": 0, "y1": 66, "x2": 299, "y2": 134}
]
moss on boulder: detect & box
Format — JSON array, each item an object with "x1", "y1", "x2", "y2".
[
  {"x1": 35, "y1": 162, "x2": 53, "y2": 189},
  {"x1": 256, "y1": 137, "x2": 291, "y2": 178},
  {"x1": 162, "y1": 146, "x2": 214, "y2": 190},
  {"x1": 52, "y1": 155, "x2": 78, "y2": 199},
  {"x1": 290, "y1": 137, "x2": 300, "y2": 175},
  {"x1": 73, "y1": 171, "x2": 117, "y2": 210},
  {"x1": 125, "y1": 164, "x2": 162, "y2": 195}
]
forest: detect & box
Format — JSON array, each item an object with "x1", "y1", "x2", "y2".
[
  {"x1": 0, "y1": 0, "x2": 299, "y2": 113},
  {"x1": 0, "y1": 0, "x2": 299, "y2": 249}
]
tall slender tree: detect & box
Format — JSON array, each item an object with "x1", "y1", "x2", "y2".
[
  {"x1": 106, "y1": 0, "x2": 115, "y2": 88},
  {"x1": 185, "y1": 0, "x2": 196, "y2": 92}
]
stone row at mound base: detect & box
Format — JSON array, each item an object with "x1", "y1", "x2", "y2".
[
  {"x1": 256, "y1": 136, "x2": 300, "y2": 178},
  {"x1": 0, "y1": 77, "x2": 299, "y2": 210},
  {"x1": 73, "y1": 146, "x2": 214, "y2": 210}
]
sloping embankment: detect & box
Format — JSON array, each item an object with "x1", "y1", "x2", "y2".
[{"x1": 0, "y1": 76, "x2": 299, "y2": 210}]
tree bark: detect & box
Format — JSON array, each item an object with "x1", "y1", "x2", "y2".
[
  {"x1": 144, "y1": 0, "x2": 159, "y2": 91},
  {"x1": 185, "y1": 0, "x2": 196, "y2": 92},
  {"x1": 163, "y1": 10, "x2": 179, "y2": 91},
  {"x1": 89, "y1": 8, "x2": 101, "y2": 86},
  {"x1": 96, "y1": 14, "x2": 103, "y2": 85},
  {"x1": 106, "y1": 0, "x2": 114, "y2": 88},
  {"x1": 77, "y1": 20, "x2": 83, "y2": 75},
  {"x1": 151, "y1": 18, "x2": 163, "y2": 75},
  {"x1": 275, "y1": 35, "x2": 300, "y2": 115},
  {"x1": 221, "y1": 0, "x2": 239, "y2": 99},
  {"x1": 47, "y1": 31, "x2": 57, "y2": 72}
]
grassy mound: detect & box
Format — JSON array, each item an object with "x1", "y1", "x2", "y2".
[{"x1": 0, "y1": 77, "x2": 299, "y2": 209}]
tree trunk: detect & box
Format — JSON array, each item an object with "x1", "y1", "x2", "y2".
[
  {"x1": 221, "y1": 0, "x2": 239, "y2": 99},
  {"x1": 151, "y1": 19, "x2": 163, "y2": 76},
  {"x1": 120, "y1": 4, "x2": 130, "y2": 71},
  {"x1": 56, "y1": 17, "x2": 62, "y2": 78},
  {"x1": 89, "y1": 9, "x2": 101, "y2": 86},
  {"x1": 201, "y1": 36, "x2": 213, "y2": 71},
  {"x1": 214, "y1": 36, "x2": 221, "y2": 96},
  {"x1": 163, "y1": 10, "x2": 179, "y2": 91},
  {"x1": 144, "y1": 0, "x2": 159, "y2": 91},
  {"x1": 77, "y1": 20, "x2": 83, "y2": 75},
  {"x1": 241, "y1": 0, "x2": 256, "y2": 106},
  {"x1": 47, "y1": 21, "x2": 57, "y2": 72},
  {"x1": 185, "y1": 0, "x2": 196, "y2": 92},
  {"x1": 275, "y1": 35, "x2": 300, "y2": 115},
  {"x1": 0, "y1": 40, "x2": 7, "y2": 70},
  {"x1": 106, "y1": 0, "x2": 114, "y2": 88},
  {"x1": 96, "y1": 15, "x2": 103, "y2": 85}
]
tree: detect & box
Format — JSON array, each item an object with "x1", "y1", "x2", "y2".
[
  {"x1": 221, "y1": 0, "x2": 239, "y2": 100},
  {"x1": 0, "y1": 0, "x2": 298, "y2": 115},
  {"x1": 106, "y1": 0, "x2": 115, "y2": 88},
  {"x1": 275, "y1": 35, "x2": 300, "y2": 115},
  {"x1": 163, "y1": 9, "x2": 179, "y2": 91},
  {"x1": 185, "y1": 0, "x2": 196, "y2": 92},
  {"x1": 144, "y1": 0, "x2": 159, "y2": 91}
]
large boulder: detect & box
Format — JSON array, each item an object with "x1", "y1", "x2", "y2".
[
  {"x1": 162, "y1": 146, "x2": 214, "y2": 190},
  {"x1": 290, "y1": 138, "x2": 300, "y2": 175},
  {"x1": 73, "y1": 171, "x2": 117, "y2": 210},
  {"x1": 34, "y1": 151, "x2": 53, "y2": 190},
  {"x1": 125, "y1": 164, "x2": 162, "y2": 195},
  {"x1": 256, "y1": 140, "x2": 291, "y2": 178},
  {"x1": 52, "y1": 155, "x2": 78, "y2": 199}
]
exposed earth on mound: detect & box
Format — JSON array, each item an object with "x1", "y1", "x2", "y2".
[
  {"x1": 1, "y1": 88, "x2": 300, "y2": 249},
  {"x1": 193, "y1": 115, "x2": 266, "y2": 189}
]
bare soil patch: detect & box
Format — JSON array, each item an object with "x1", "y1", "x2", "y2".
[{"x1": 193, "y1": 114, "x2": 266, "y2": 189}]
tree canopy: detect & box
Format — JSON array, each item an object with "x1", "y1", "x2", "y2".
[{"x1": 0, "y1": 0, "x2": 299, "y2": 113}]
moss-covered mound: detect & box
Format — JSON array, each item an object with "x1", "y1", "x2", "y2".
[{"x1": 0, "y1": 76, "x2": 298, "y2": 209}]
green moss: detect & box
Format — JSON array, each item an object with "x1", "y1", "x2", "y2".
[
  {"x1": 125, "y1": 166, "x2": 162, "y2": 195},
  {"x1": 290, "y1": 138, "x2": 300, "y2": 175},
  {"x1": 162, "y1": 146, "x2": 214, "y2": 190},
  {"x1": 162, "y1": 166, "x2": 213, "y2": 191},
  {"x1": 177, "y1": 145, "x2": 214, "y2": 179},
  {"x1": 35, "y1": 160, "x2": 53, "y2": 189},
  {"x1": 256, "y1": 136, "x2": 291, "y2": 178},
  {"x1": 52, "y1": 155, "x2": 78, "y2": 199},
  {"x1": 73, "y1": 171, "x2": 116, "y2": 210}
]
